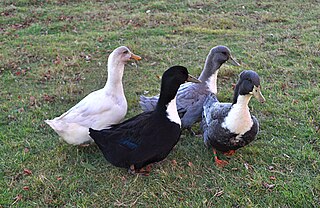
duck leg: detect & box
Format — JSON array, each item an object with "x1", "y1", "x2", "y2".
[
  {"x1": 213, "y1": 148, "x2": 228, "y2": 167},
  {"x1": 128, "y1": 164, "x2": 152, "y2": 176},
  {"x1": 138, "y1": 164, "x2": 152, "y2": 176},
  {"x1": 223, "y1": 150, "x2": 236, "y2": 156}
]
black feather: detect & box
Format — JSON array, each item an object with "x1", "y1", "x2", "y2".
[{"x1": 90, "y1": 66, "x2": 193, "y2": 171}]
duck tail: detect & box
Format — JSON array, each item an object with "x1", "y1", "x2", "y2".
[
  {"x1": 45, "y1": 119, "x2": 62, "y2": 132},
  {"x1": 139, "y1": 95, "x2": 158, "y2": 112},
  {"x1": 89, "y1": 128, "x2": 106, "y2": 143}
]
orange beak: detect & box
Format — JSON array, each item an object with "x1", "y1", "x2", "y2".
[{"x1": 130, "y1": 53, "x2": 142, "y2": 61}]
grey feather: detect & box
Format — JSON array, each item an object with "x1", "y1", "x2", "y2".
[
  {"x1": 140, "y1": 46, "x2": 239, "y2": 129},
  {"x1": 201, "y1": 70, "x2": 264, "y2": 153}
]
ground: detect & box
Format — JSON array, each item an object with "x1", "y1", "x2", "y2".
[{"x1": 0, "y1": 0, "x2": 319, "y2": 207}]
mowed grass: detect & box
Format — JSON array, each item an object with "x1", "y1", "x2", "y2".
[{"x1": 1, "y1": 0, "x2": 319, "y2": 207}]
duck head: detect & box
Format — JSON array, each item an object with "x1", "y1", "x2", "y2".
[
  {"x1": 199, "y1": 45, "x2": 240, "y2": 82},
  {"x1": 210, "y1": 45, "x2": 240, "y2": 67},
  {"x1": 108, "y1": 46, "x2": 141, "y2": 64},
  {"x1": 105, "y1": 46, "x2": 141, "y2": 87},
  {"x1": 232, "y1": 70, "x2": 266, "y2": 104},
  {"x1": 107, "y1": 46, "x2": 141, "y2": 72},
  {"x1": 157, "y1": 66, "x2": 201, "y2": 108}
]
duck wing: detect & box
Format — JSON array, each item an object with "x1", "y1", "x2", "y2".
[
  {"x1": 174, "y1": 83, "x2": 208, "y2": 128},
  {"x1": 139, "y1": 95, "x2": 159, "y2": 112},
  {"x1": 90, "y1": 111, "x2": 181, "y2": 169},
  {"x1": 56, "y1": 90, "x2": 113, "y2": 127},
  {"x1": 202, "y1": 95, "x2": 232, "y2": 147},
  {"x1": 90, "y1": 111, "x2": 152, "y2": 146},
  {"x1": 89, "y1": 112, "x2": 157, "y2": 167}
]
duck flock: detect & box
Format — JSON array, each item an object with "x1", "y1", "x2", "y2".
[{"x1": 45, "y1": 45, "x2": 266, "y2": 175}]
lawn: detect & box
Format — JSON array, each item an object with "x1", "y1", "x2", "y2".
[{"x1": 1, "y1": 0, "x2": 319, "y2": 207}]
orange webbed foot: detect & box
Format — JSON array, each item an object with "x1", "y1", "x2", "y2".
[
  {"x1": 213, "y1": 148, "x2": 229, "y2": 168},
  {"x1": 128, "y1": 164, "x2": 152, "y2": 176},
  {"x1": 215, "y1": 158, "x2": 229, "y2": 167},
  {"x1": 223, "y1": 150, "x2": 236, "y2": 156}
]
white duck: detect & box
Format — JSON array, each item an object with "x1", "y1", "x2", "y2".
[{"x1": 45, "y1": 46, "x2": 141, "y2": 145}]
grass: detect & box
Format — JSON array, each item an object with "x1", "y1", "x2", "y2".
[{"x1": 1, "y1": 0, "x2": 319, "y2": 207}]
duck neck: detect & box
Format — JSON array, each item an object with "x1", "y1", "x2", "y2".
[
  {"x1": 199, "y1": 54, "x2": 222, "y2": 94},
  {"x1": 156, "y1": 84, "x2": 181, "y2": 126},
  {"x1": 104, "y1": 58, "x2": 125, "y2": 95},
  {"x1": 222, "y1": 94, "x2": 253, "y2": 134},
  {"x1": 233, "y1": 94, "x2": 252, "y2": 109},
  {"x1": 205, "y1": 69, "x2": 220, "y2": 94},
  {"x1": 165, "y1": 96, "x2": 181, "y2": 126},
  {"x1": 198, "y1": 53, "x2": 222, "y2": 82}
]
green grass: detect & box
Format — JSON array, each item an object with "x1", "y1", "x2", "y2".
[{"x1": 1, "y1": 0, "x2": 319, "y2": 207}]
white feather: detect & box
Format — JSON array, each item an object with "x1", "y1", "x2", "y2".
[
  {"x1": 206, "y1": 69, "x2": 219, "y2": 94},
  {"x1": 45, "y1": 46, "x2": 133, "y2": 145},
  {"x1": 221, "y1": 95, "x2": 253, "y2": 135},
  {"x1": 166, "y1": 96, "x2": 181, "y2": 126}
]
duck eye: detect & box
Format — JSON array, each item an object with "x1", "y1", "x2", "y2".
[
  {"x1": 123, "y1": 50, "x2": 129, "y2": 54},
  {"x1": 222, "y1": 52, "x2": 227, "y2": 56}
]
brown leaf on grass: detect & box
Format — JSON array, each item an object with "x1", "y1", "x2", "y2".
[
  {"x1": 214, "y1": 190, "x2": 224, "y2": 197},
  {"x1": 97, "y1": 36, "x2": 104, "y2": 42},
  {"x1": 24, "y1": 148, "x2": 29, "y2": 153},
  {"x1": 188, "y1": 162, "x2": 193, "y2": 167},
  {"x1": 29, "y1": 96, "x2": 36, "y2": 106},
  {"x1": 43, "y1": 70, "x2": 51, "y2": 79},
  {"x1": 23, "y1": 168, "x2": 32, "y2": 175},
  {"x1": 270, "y1": 176, "x2": 276, "y2": 180},
  {"x1": 18, "y1": 107, "x2": 24, "y2": 113},
  {"x1": 42, "y1": 94, "x2": 55, "y2": 102},
  {"x1": 171, "y1": 160, "x2": 177, "y2": 166},
  {"x1": 268, "y1": 165, "x2": 274, "y2": 170},
  {"x1": 281, "y1": 83, "x2": 287, "y2": 91},
  {"x1": 39, "y1": 70, "x2": 52, "y2": 83},
  {"x1": 121, "y1": 176, "x2": 126, "y2": 181},
  {"x1": 54, "y1": 56, "x2": 61, "y2": 65},
  {"x1": 57, "y1": 177, "x2": 62, "y2": 181},
  {"x1": 262, "y1": 182, "x2": 275, "y2": 189},
  {"x1": 23, "y1": 186, "x2": 29, "y2": 191},
  {"x1": 12, "y1": 194, "x2": 22, "y2": 205}
]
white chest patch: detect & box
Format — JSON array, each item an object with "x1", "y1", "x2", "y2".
[
  {"x1": 166, "y1": 96, "x2": 181, "y2": 126},
  {"x1": 221, "y1": 95, "x2": 253, "y2": 134},
  {"x1": 206, "y1": 71, "x2": 219, "y2": 94}
]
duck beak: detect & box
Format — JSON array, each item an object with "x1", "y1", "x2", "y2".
[
  {"x1": 186, "y1": 74, "x2": 201, "y2": 83},
  {"x1": 228, "y1": 55, "x2": 240, "y2": 66},
  {"x1": 251, "y1": 85, "x2": 266, "y2": 103},
  {"x1": 130, "y1": 53, "x2": 142, "y2": 61}
]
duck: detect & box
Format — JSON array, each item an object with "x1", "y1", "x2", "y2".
[
  {"x1": 89, "y1": 66, "x2": 201, "y2": 175},
  {"x1": 201, "y1": 70, "x2": 266, "y2": 167},
  {"x1": 139, "y1": 46, "x2": 240, "y2": 132},
  {"x1": 45, "y1": 46, "x2": 141, "y2": 145}
]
